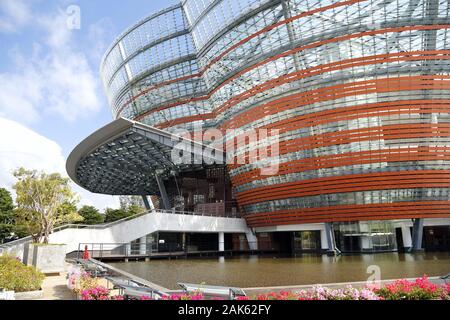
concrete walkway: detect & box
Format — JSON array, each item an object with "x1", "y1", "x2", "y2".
[
  {"x1": 37, "y1": 262, "x2": 118, "y2": 300},
  {"x1": 38, "y1": 273, "x2": 75, "y2": 300}
]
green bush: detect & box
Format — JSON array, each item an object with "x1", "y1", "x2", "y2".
[
  {"x1": 0, "y1": 254, "x2": 45, "y2": 292},
  {"x1": 104, "y1": 208, "x2": 133, "y2": 223},
  {"x1": 78, "y1": 205, "x2": 104, "y2": 225}
]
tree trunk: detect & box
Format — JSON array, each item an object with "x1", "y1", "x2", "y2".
[
  {"x1": 43, "y1": 228, "x2": 50, "y2": 244},
  {"x1": 32, "y1": 230, "x2": 43, "y2": 244},
  {"x1": 42, "y1": 217, "x2": 51, "y2": 244},
  {"x1": 32, "y1": 234, "x2": 39, "y2": 244}
]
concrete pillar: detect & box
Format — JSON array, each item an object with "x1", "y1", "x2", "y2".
[
  {"x1": 139, "y1": 236, "x2": 147, "y2": 255},
  {"x1": 239, "y1": 235, "x2": 246, "y2": 251},
  {"x1": 182, "y1": 233, "x2": 187, "y2": 252},
  {"x1": 320, "y1": 228, "x2": 329, "y2": 250},
  {"x1": 125, "y1": 243, "x2": 131, "y2": 256},
  {"x1": 401, "y1": 225, "x2": 412, "y2": 250},
  {"x1": 219, "y1": 232, "x2": 225, "y2": 252},
  {"x1": 411, "y1": 218, "x2": 424, "y2": 252}
]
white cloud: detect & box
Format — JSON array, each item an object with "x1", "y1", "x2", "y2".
[
  {"x1": 0, "y1": 5, "x2": 103, "y2": 124},
  {"x1": 0, "y1": 70, "x2": 42, "y2": 123},
  {"x1": 0, "y1": 117, "x2": 120, "y2": 211},
  {"x1": 0, "y1": 3, "x2": 120, "y2": 210},
  {"x1": 86, "y1": 18, "x2": 114, "y2": 62},
  {"x1": 0, "y1": 117, "x2": 65, "y2": 182},
  {"x1": 0, "y1": 0, "x2": 32, "y2": 33}
]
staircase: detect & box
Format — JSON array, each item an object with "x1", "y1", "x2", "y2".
[{"x1": 0, "y1": 210, "x2": 257, "y2": 260}]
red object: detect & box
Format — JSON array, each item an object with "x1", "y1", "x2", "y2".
[{"x1": 83, "y1": 245, "x2": 90, "y2": 260}]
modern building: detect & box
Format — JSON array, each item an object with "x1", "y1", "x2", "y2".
[{"x1": 67, "y1": 0, "x2": 450, "y2": 254}]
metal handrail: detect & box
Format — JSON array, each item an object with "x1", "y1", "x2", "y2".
[
  {"x1": 77, "y1": 240, "x2": 263, "y2": 261},
  {"x1": 0, "y1": 211, "x2": 151, "y2": 250},
  {"x1": 0, "y1": 208, "x2": 243, "y2": 250}
]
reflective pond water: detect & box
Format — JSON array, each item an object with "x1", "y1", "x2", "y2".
[{"x1": 110, "y1": 252, "x2": 450, "y2": 290}]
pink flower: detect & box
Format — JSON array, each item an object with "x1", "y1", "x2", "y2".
[
  {"x1": 80, "y1": 286, "x2": 110, "y2": 300},
  {"x1": 162, "y1": 293, "x2": 205, "y2": 300}
]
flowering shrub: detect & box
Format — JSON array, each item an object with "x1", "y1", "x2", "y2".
[
  {"x1": 79, "y1": 274, "x2": 100, "y2": 292},
  {"x1": 375, "y1": 276, "x2": 445, "y2": 300},
  {"x1": 68, "y1": 272, "x2": 100, "y2": 296},
  {"x1": 67, "y1": 265, "x2": 85, "y2": 291},
  {"x1": 68, "y1": 272, "x2": 449, "y2": 301},
  {"x1": 252, "y1": 291, "x2": 302, "y2": 301},
  {"x1": 441, "y1": 284, "x2": 450, "y2": 300},
  {"x1": 167, "y1": 276, "x2": 445, "y2": 301},
  {"x1": 68, "y1": 266, "x2": 113, "y2": 300},
  {"x1": 298, "y1": 286, "x2": 382, "y2": 301},
  {"x1": 162, "y1": 293, "x2": 205, "y2": 300},
  {"x1": 80, "y1": 286, "x2": 110, "y2": 300},
  {"x1": 82, "y1": 290, "x2": 152, "y2": 300},
  {"x1": 237, "y1": 287, "x2": 380, "y2": 301}
]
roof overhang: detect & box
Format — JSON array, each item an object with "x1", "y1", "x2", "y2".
[{"x1": 66, "y1": 118, "x2": 224, "y2": 196}]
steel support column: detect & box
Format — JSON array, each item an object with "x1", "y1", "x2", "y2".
[
  {"x1": 324, "y1": 222, "x2": 337, "y2": 256},
  {"x1": 141, "y1": 195, "x2": 152, "y2": 211},
  {"x1": 281, "y1": 0, "x2": 303, "y2": 70},
  {"x1": 411, "y1": 218, "x2": 424, "y2": 252},
  {"x1": 155, "y1": 174, "x2": 171, "y2": 210}
]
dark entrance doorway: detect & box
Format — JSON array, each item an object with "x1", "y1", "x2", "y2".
[
  {"x1": 342, "y1": 235, "x2": 361, "y2": 252},
  {"x1": 272, "y1": 232, "x2": 293, "y2": 253},
  {"x1": 187, "y1": 233, "x2": 218, "y2": 251},
  {"x1": 424, "y1": 226, "x2": 450, "y2": 251},
  {"x1": 395, "y1": 228, "x2": 405, "y2": 252}
]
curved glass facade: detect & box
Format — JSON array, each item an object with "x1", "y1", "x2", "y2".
[{"x1": 100, "y1": 0, "x2": 450, "y2": 228}]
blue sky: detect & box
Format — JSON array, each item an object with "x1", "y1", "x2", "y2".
[{"x1": 0, "y1": 0, "x2": 178, "y2": 209}]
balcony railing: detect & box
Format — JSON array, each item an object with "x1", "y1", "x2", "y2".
[{"x1": 0, "y1": 208, "x2": 244, "y2": 252}]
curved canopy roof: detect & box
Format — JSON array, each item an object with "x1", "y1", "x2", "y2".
[{"x1": 66, "y1": 118, "x2": 223, "y2": 195}]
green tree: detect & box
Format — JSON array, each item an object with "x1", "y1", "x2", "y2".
[
  {"x1": 13, "y1": 168, "x2": 81, "y2": 244},
  {"x1": 104, "y1": 208, "x2": 132, "y2": 223},
  {"x1": 127, "y1": 204, "x2": 146, "y2": 216},
  {"x1": 0, "y1": 188, "x2": 14, "y2": 243},
  {"x1": 78, "y1": 205, "x2": 104, "y2": 225},
  {"x1": 119, "y1": 196, "x2": 145, "y2": 210},
  {"x1": 57, "y1": 201, "x2": 83, "y2": 226}
]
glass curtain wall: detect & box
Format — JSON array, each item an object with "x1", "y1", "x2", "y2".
[{"x1": 334, "y1": 220, "x2": 398, "y2": 253}]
